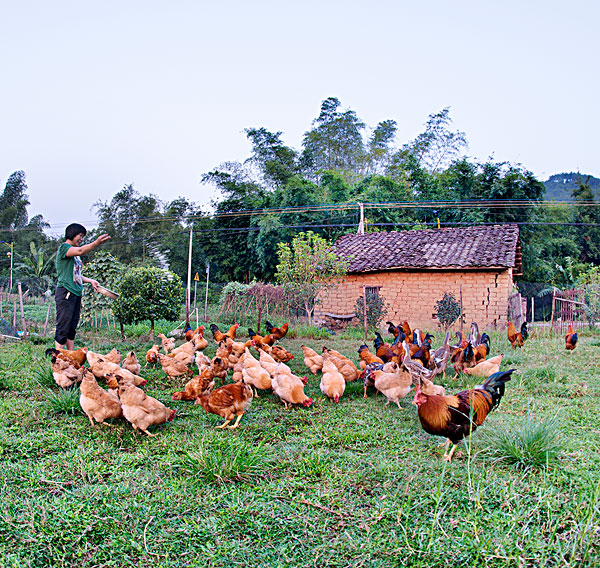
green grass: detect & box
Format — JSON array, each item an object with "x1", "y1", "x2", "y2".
[{"x1": 1, "y1": 329, "x2": 599, "y2": 566}]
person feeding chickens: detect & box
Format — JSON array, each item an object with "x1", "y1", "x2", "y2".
[{"x1": 53, "y1": 223, "x2": 110, "y2": 350}]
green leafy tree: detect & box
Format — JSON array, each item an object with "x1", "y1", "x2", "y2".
[
  {"x1": 275, "y1": 231, "x2": 349, "y2": 325},
  {"x1": 80, "y1": 252, "x2": 125, "y2": 327},
  {"x1": 13, "y1": 241, "x2": 57, "y2": 294},
  {"x1": 572, "y1": 179, "x2": 600, "y2": 264},
  {"x1": 354, "y1": 293, "x2": 389, "y2": 329},
  {"x1": 112, "y1": 266, "x2": 184, "y2": 340},
  {"x1": 433, "y1": 292, "x2": 461, "y2": 330},
  {"x1": 302, "y1": 97, "x2": 366, "y2": 181},
  {"x1": 0, "y1": 171, "x2": 29, "y2": 229}
]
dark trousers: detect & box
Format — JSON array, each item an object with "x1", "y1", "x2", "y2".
[{"x1": 54, "y1": 286, "x2": 82, "y2": 344}]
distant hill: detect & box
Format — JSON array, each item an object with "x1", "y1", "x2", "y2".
[{"x1": 544, "y1": 172, "x2": 600, "y2": 201}]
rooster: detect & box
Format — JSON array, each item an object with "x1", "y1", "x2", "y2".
[
  {"x1": 210, "y1": 323, "x2": 239, "y2": 344},
  {"x1": 248, "y1": 328, "x2": 276, "y2": 347},
  {"x1": 373, "y1": 332, "x2": 398, "y2": 363},
  {"x1": 413, "y1": 369, "x2": 515, "y2": 461},
  {"x1": 565, "y1": 324, "x2": 578, "y2": 351},
  {"x1": 264, "y1": 321, "x2": 289, "y2": 341},
  {"x1": 45, "y1": 346, "x2": 88, "y2": 368},
  {"x1": 507, "y1": 321, "x2": 528, "y2": 349}
]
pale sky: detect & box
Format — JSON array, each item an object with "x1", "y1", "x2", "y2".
[{"x1": 1, "y1": 0, "x2": 598, "y2": 236}]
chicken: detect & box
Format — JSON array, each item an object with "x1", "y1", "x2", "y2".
[
  {"x1": 185, "y1": 324, "x2": 205, "y2": 342},
  {"x1": 197, "y1": 382, "x2": 253, "y2": 429},
  {"x1": 357, "y1": 344, "x2": 384, "y2": 371},
  {"x1": 51, "y1": 357, "x2": 84, "y2": 388},
  {"x1": 373, "y1": 332, "x2": 398, "y2": 363},
  {"x1": 473, "y1": 333, "x2": 491, "y2": 362},
  {"x1": 372, "y1": 361, "x2": 412, "y2": 409},
  {"x1": 386, "y1": 321, "x2": 401, "y2": 341},
  {"x1": 241, "y1": 347, "x2": 272, "y2": 396},
  {"x1": 121, "y1": 351, "x2": 141, "y2": 375},
  {"x1": 103, "y1": 348, "x2": 122, "y2": 365},
  {"x1": 259, "y1": 350, "x2": 307, "y2": 384},
  {"x1": 264, "y1": 321, "x2": 289, "y2": 341},
  {"x1": 79, "y1": 369, "x2": 122, "y2": 426},
  {"x1": 158, "y1": 333, "x2": 176, "y2": 354},
  {"x1": 420, "y1": 376, "x2": 446, "y2": 397},
  {"x1": 166, "y1": 340, "x2": 197, "y2": 366},
  {"x1": 211, "y1": 356, "x2": 229, "y2": 384},
  {"x1": 248, "y1": 328, "x2": 276, "y2": 347},
  {"x1": 401, "y1": 340, "x2": 435, "y2": 385},
  {"x1": 192, "y1": 333, "x2": 209, "y2": 352},
  {"x1": 231, "y1": 352, "x2": 246, "y2": 383},
  {"x1": 463, "y1": 354, "x2": 504, "y2": 378},
  {"x1": 414, "y1": 369, "x2": 515, "y2": 461},
  {"x1": 301, "y1": 344, "x2": 324, "y2": 374},
  {"x1": 468, "y1": 322, "x2": 482, "y2": 347},
  {"x1": 565, "y1": 324, "x2": 578, "y2": 351},
  {"x1": 271, "y1": 369, "x2": 313, "y2": 409},
  {"x1": 45, "y1": 346, "x2": 88, "y2": 368},
  {"x1": 145, "y1": 345, "x2": 160, "y2": 367},
  {"x1": 452, "y1": 342, "x2": 477, "y2": 374},
  {"x1": 322, "y1": 347, "x2": 359, "y2": 382},
  {"x1": 118, "y1": 381, "x2": 176, "y2": 436},
  {"x1": 270, "y1": 345, "x2": 294, "y2": 363},
  {"x1": 411, "y1": 339, "x2": 431, "y2": 368},
  {"x1": 507, "y1": 321, "x2": 528, "y2": 349},
  {"x1": 86, "y1": 351, "x2": 147, "y2": 386},
  {"x1": 320, "y1": 353, "x2": 345, "y2": 403},
  {"x1": 171, "y1": 367, "x2": 216, "y2": 401},
  {"x1": 401, "y1": 320, "x2": 412, "y2": 342},
  {"x1": 210, "y1": 323, "x2": 240, "y2": 344},
  {"x1": 429, "y1": 331, "x2": 451, "y2": 379},
  {"x1": 195, "y1": 351, "x2": 212, "y2": 370},
  {"x1": 157, "y1": 353, "x2": 193, "y2": 379}
]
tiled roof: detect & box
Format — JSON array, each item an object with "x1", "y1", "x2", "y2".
[{"x1": 334, "y1": 224, "x2": 520, "y2": 272}]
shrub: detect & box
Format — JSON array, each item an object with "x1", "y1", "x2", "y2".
[
  {"x1": 112, "y1": 266, "x2": 184, "y2": 340},
  {"x1": 354, "y1": 293, "x2": 388, "y2": 329},
  {"x1": 433, "y1": 292, "x2": 461, "y2": 330},
  {"x1": 45, "y1": 386, "x2": 82, "y2": 415}
]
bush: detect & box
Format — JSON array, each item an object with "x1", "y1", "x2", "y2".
[
  {"x1": 433, "y1": 291, "x2": 461, "y2": 329},
  {"x1": 112, "y1": 266, "x2": 184, "y2": 340},
  {"x1": 354, "y1": 293, "x2": 388, "y2": 329}
]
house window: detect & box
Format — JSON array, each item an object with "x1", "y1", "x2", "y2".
[{"x1": 365, "y1": 286, "x2": 381, "y2": 296}]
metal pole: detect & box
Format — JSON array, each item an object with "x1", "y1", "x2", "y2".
[
  {"x1": 9, "y1": 243, "x2": 13, "y2": 294},
  {"x1": 362, "y1": 284, "x2": 368, "y2": 340},
  {"x1": 204, "y1": 262, "x2": 210, "y2": 322},
  {"x1": 185, "y1": 224, "x2": 193, "y2": 326},
  {"x1": 17, "y1": 282, "x2": 27, "y2": 338}
]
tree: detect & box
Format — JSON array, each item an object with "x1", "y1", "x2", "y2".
[
  {"x1": 403, "y1": 108, "x2": 468, "y2": 174},
  {"x1": 433, "y1": 292, "x2": 461, "y2": 330},
  {"x1": 275, "y1": 231, "x2": 349, "y2": 325},
  {"x1": 0, "y1": 171, "x2": 29, "y2": 229},
  {"x1": 80, "y1": 251, "x2": 125, "y2": 328},
  {"x1": 13, "y1": 241, "x2": 57, "y2": 294},
  {"x1": 301, "y1": 97, "x2": 366, "y2": 181},
  {"x1": 572, "y1": 179, "x2": 600, "y2": 264},
  {"x1": 112, "y1": 266, "x2": 184, "y2": 340}
]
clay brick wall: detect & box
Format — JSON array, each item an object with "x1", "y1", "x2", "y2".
[{"x1": 316, "y1": 268, "x2": 513, "y2": 331}]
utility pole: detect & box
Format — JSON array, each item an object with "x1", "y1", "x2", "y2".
[
  {"x1": 1, "y1": 242, "x2": 13, "y2": 294},
  {"x1": 204, "y1": 261, "x2": 210, "y2": 322},
  {"x1": 185, "y1": 224, "x2": 193, "y2": 327},
  {"x1": 357, "y1": 202, "x2": 365, "y2": 234}
]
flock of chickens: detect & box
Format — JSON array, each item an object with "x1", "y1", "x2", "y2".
[{"x1": 44, "y1": 316, "x2": 579, "y2": 461}]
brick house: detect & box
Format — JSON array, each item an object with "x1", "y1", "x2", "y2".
[{"x1": 316, "y1": 224, "x2": 522, "y2": 331}]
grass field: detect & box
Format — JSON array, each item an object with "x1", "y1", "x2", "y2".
[{"x1": 1, "y1": 327, "x2": 599, "y2": 567}]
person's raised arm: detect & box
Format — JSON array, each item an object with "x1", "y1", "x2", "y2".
[{"x1": 66, "y1": 234, "x2": 110, "y2": 257}]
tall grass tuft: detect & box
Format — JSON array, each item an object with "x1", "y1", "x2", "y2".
[
  {"x1": 32, "y1": 363, "x2": 55, "y2": 388},
  {"x1": 178, "y1": 437, "x2": 270, "y2": 483},
  {"x1": 486, "y1": 414, "x2": 563, "y2": 470},
  {"x1": 45, "y1": 386, "x2": 82, "y2": 415}
]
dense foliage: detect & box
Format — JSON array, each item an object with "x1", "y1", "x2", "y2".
[
  {"x1": 354, "y1": 292, "x2": 389, "y2": 329},
  {"x1": 433, "y1": 292, "x2": 462, "y2": 330},
  {"x1": 112, "y1": 266, "x2": 184, "y2": 339}
]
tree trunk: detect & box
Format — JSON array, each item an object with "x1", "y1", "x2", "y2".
[
  {"x1": 120, "y1": 322, "x2": 125, "y2": 341},
  {"x1": 150, "y1": 320, "x2": 155, "y2": 341}
]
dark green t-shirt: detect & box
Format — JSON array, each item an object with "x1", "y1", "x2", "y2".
[{"x1": 56, "y1": 243, "x2": 84, "y2": 296}]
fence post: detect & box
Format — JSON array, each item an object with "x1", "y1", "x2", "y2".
[
  {"x1": 362, "y1": 285, "x2": 368, "y2": 340},
  {"x1": 43, "y1": 302, "x2": 51, "y2": 336},
  {"x1": 18, "y1": 283, "x2": 27, "y2": 338}
]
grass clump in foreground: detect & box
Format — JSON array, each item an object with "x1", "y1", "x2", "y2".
[
  {"x1": 0, "y1": 330, "x2": 599, "y2": 567},
  {"x1": 44, "y1": 385, "x2": 81, "y2": 415},
  {"x1": 485, "y1": 413, "x2": 563, "y2": 470}
]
